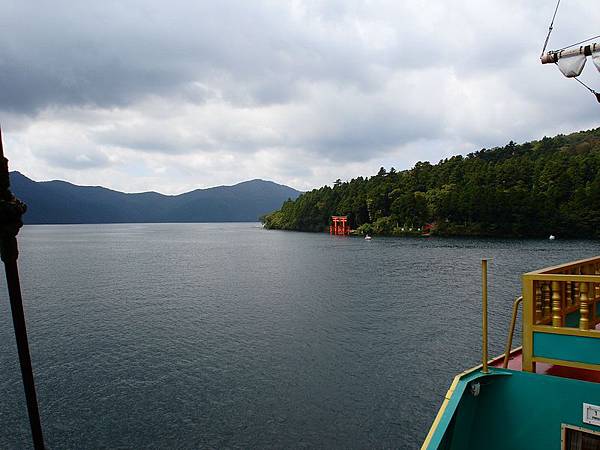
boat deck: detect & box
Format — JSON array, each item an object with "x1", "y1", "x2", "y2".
[
  {"x1": 423, "y1": 257, "x2": 600, "y2": 449},
  {"x1": 491, "y1": 348, "x2": 600, "y2": 383},
  {"x1": 491, "y1": 321, "x2": 600, "y2": 383}
]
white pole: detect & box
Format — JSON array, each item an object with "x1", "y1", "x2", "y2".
[{"x1": 541, "y1": 42, "x2": 600, "y2": 64}]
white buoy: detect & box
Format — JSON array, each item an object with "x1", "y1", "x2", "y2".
[{"x1": 549, "y1": 235, "x2": 556, "y2": 240}]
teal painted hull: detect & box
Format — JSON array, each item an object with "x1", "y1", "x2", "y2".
[{"x1": 424, "y1": 368, "x2": 600, "y2": 449}]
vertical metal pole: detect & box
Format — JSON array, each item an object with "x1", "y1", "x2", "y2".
[
  {"x1": 522, "y1": 276, "x2": 535, "y2": 372},
  {"x1": 0, "y1": 127, "x2": 45, "y2": 449},
  {"x1": 502, "y1": 296, "x2": 523, "y2": 369},
  {"x1": 482, "y1": 259, "x2": 489, "y2": 374}
]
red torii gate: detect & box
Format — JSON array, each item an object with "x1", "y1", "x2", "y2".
[{"x1": 330, "y1": 216, "x2": 350, "y2": 236}]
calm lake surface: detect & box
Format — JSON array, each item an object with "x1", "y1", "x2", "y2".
[{"x1": 1, "y1": 223, "x2": 599, "y2": 449}]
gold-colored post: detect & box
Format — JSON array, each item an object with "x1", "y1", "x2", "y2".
[
  {"x1": 535, "y1": 282, "x2": 542, "y2": 323},
  {"x1": 551, "y1": 281, "x2": 563, "y2": 327},
  {"x1": 522, "y1": 276, "x2": 534, "y2": 372},
  {"x1": 502, "y1": 296, "x2": 523, "y2": 369},
  {"x1": 542, "y1": 282, "x2": 551, "y2": 318},
  {"x1": 594, "y1": 264, "x2": 600, "y2": 301},
  {"x1": 482, "y1": 259, "x2": 489, "y2": 374},
  {"x1": 580, "y1": 282, "x2": 590, "y2": 330},
  {"x1": 595, "y1": 265, "x2": 600, "y2": 324}
]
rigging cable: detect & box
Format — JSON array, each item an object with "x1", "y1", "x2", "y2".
[
  {"x1": 543, "y1": 1, "x2": 600, "y2": 103},
  {"x1": 556, "y1": 34, "x2": 600, "y2": 52},
  {"x1": 541, "y1": 0, "x2": 561, "y2": 58},
  {"x1": 570, "y1": 71, "x2": 600, "y2": 103}
]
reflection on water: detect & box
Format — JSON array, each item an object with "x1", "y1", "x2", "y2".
[{"x1": 1, "y1": 223, "x2": 598, "y2": 449}]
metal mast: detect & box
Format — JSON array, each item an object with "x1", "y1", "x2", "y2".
[{"x1": 0, "y1": 127, "x2": 46, "y2": 449}]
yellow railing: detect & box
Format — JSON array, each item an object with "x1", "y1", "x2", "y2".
[{"x1": 522, "y1": 256, "x2": 600, "y2": 372}]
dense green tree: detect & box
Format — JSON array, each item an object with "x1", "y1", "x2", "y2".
[{"x1": 261, "y1": 128, "x2": 600, "y2": 238}]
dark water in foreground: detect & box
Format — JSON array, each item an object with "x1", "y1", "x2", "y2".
[{"x1": 1, "y1": 223, "x2": 598, "y2": 449}]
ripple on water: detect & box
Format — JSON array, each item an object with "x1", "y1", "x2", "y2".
[{"x1": 1, "y1": 223, "x2": 598, "y2": 449}]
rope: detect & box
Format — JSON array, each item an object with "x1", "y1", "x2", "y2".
[
  {"x1": 553, "y1": 62, "x2": 600, "y2": 102},
  {"x1": 541, "y1": 0, "x2": 561, "y2": 58},
  {"x1": 541, "y1": 2, "x2": 600, "y2": 103},
  {"x1": 572, "y1": 75, "x2": 600, "y2": 103},
  {"x1": 556, "y1": 34, "x2": 600, "y2": 52},
  {"x1": 573, "y1": 76, "x2": 597, "y2": 94}
]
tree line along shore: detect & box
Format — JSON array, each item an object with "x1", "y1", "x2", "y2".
[{"x1": 262, "y1": 128, "x2": 600, "y2": 238}]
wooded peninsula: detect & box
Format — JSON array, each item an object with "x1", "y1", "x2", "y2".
[{"x1": 262, "y1": 128, "x2": 600, "y2": 238}]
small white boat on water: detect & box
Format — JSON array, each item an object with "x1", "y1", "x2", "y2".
[
  {"x1": 549, "y1": 235, "x2": 556, "y2": 240},
  {"x1": 365, "y1": 235, "x2": 372, "y2": 240}
]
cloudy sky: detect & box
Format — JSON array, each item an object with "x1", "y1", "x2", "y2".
[{"x1": 1, "y1": 0, "x2": 599, "y2": 194}]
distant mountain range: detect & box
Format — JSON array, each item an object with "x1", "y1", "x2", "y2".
[{"x1": 9, "y1": 172, "x2": 301, "y2": 224}]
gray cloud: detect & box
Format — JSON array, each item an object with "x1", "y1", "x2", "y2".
[
  {"x1": 37, "y1": 147, "x2": 113, "y2": 170},
  {"x1": 1, "y1": 0, "x2": 599, "y2": 194},
  {"x1": 0, "y1": 0, "x2": 388, "y2": 113},
  {"x1": 2, "y1": 0, "x2": 551, "y2": 114}
]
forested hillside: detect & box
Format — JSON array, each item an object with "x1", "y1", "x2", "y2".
[{"x1": 262, "y1": 128, "x2": 600, "y2": 238}]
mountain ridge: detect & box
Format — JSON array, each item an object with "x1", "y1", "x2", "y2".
[{"x1": 9, "y1": 172, "x2": 301, "y2": 224}]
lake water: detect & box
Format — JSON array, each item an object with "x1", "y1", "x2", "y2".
[{"x1": 1, "y1": 223, "x2": 599, "y2": 449}]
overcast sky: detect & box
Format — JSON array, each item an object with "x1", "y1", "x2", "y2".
[{"x1": 1, "y1": 0, "x2": 599, "y2": 194}]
